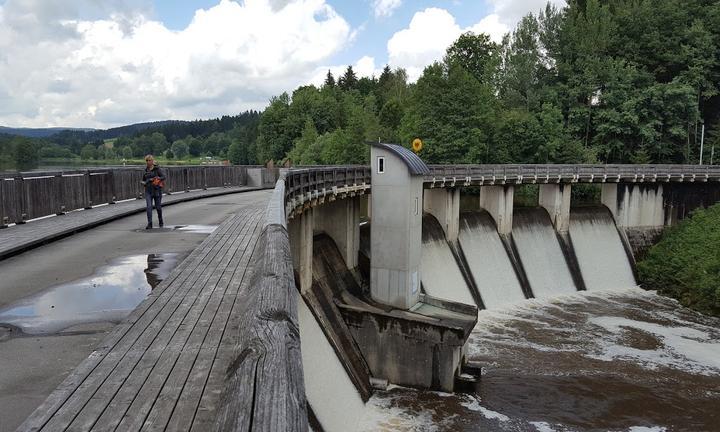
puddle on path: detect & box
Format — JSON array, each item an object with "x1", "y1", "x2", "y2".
[
  {"x1": 0, "y1": 253, "x2": 182, "y2": 336},
  {"x1": 172, "y1": 224, "x2": 218, "y2": 234},
  {"x1": 134, "y1": 225, "x2": 218, "y2": 234}
]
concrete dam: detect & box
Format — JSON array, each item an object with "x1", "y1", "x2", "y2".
[
  {"x1": 421, "y1": 205, "x2": 635, "y2": 312},
  {"x1": 285, "y1": 148, "x2": 720, "y2": 431}
]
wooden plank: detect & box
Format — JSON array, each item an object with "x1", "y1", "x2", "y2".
[
  {"x1": 86, "y1": 212, "x2": 262, "y2": 431},
  {"x1": 42, "y1": 213, "x2": 252, "y2": 431},
  {"x1": 15, "y1": 201, "x2": 251, "y2": 432},
  {"x1": 212, "y1": 224, "x2": 308, "y2": 432},
  {"x1": 151, "y1": 216, "x2": 264, "y2": 432}
]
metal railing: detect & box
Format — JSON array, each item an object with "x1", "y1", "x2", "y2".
[
  {"x1": 284, "y1": 166, "x2": 371, "y2": 215},
  {"x1": 425, "y1": 164, "x2": 720, "y2": 186}
]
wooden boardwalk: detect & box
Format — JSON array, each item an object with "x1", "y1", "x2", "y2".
[
  {"x1": 16, "y1": 189, "x2": 272, "y2": 431},
  {"x1": 0, "y1": 186, "x2": 261, "y2": 261}
]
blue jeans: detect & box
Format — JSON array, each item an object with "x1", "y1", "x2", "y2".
[{"x1": 145, "y1": 190, "x2": 163, "y2": 225}]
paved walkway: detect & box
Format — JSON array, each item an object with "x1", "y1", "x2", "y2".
[
  {"x1": 17, "y1": 189, "x2": 272, "y2": 431},
  {"x1": 0, "y1": 186, "x2": 261, "y2": 261}
]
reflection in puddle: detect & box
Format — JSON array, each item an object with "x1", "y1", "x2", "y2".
[
  {"x1": 0, "y1": 253, "x2": 181, "y2": 335},
  {"x1": 172, "y1": 225, "x2": 218, "y2": 234},
  {"x1": 360, "y1": 288, "x2": 720, "y2": 431}
]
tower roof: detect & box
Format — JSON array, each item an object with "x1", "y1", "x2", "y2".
[{"x1": 371, "y1": 142, "x2": 430, "y2": 176}]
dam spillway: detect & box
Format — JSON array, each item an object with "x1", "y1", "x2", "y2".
[
  {"x1": 511, "y1": 208, "x2": 577, "y2": 299},
  {"x1": 458, "y1": 211, "x2": 526, "y2": 309},
  {"x1": 569, "y1": 207, "x2": 637, "y2": 291},
  {"x1": 421, "y1": 215, "x2": 477, "y2": 307},
  {"x1": 424, "y1": 206, "x2": 638, "y2": 310}
]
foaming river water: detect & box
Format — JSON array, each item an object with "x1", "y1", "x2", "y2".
[{"x1": 359, "y1": 288, "x2": 720, "y2": 432}]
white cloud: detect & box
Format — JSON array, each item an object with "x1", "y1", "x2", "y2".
[
  {"x1": 486, "y1": 0, "x2": 565, "y2": 27},
  {"x1": 387, "y1": 8, "x2": 463, "y2": 81},
  {"x1": 467, "y1": 14, "x2": 508, "y2": 44},
  {"x1": 0, "y1": 0, "x2": 352, "y2": 128},
  {"x1": 386, "y1": 1, "x2": 566, "y2": 82},
  {"x1": 372, "y1": 0, "x2": 402, "y2": 18}
]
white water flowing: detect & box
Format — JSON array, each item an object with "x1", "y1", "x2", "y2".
[
  {"x1": 569, "y1": 207, "x2": 636, "y2": 291},
  {"x1": 459, "y1": 211, "x2": 526, "y2": 309},
  {"x1": 421, "y1": 215, "x2": 476, "y2": 306},
  {"x1": 298, "y1": 298, "x2": 364, "y2": 432},
  {"x1": 512, "y1": 208, "x2": 577, "y2": 298}
]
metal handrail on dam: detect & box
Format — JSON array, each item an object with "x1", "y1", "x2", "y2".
[
  {"x1": 425, "y1": 164, "x2": 720, "y2": 186},
  {"x1": 282, "y1": 164, "x2": 720, "y2": 213},
  {"x1": 284, "y1": 166, "x2": 371, "y2": 216}
]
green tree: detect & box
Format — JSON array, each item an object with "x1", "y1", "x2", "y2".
[
  {"x1": 287, "y1": 118, "x2": 319, "y2": 165},
  {"x1": 12, "y1": 137, "x2": 39, "y2": 168},
  {"x1": 444, "y1": 31, "x2": 500, "y2": 85},
  {"x1": 171, "y1": 140, "x2": 189, "y2": 159},
  {"x1": 638, "y1": 203, "x2": 720, "y2": 317},
  {"x1": 338, "y1": 66, "x2": 358, "y2": 91},
  {"x1": 400, "y1": 62, "x2": 497, "y2": 163},
  {"x1": 324, "y1": 70, "x2": 336, "y2": 88},
  {"x1": 80, "y1": 144, "x2": 97, "y2": 160},
  {"x1": 120, "y1": 146, "x2": 133, "y2": 159}
]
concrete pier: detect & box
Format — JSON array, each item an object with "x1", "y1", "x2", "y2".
[
  {"x1": 289, "y1": 208, "x2": 314, "y2": 294},
  {"x1": 314, "y1": 197, "x2": 361, "y2": 269},
  {"x1": 539, "y1": 184, "x2": 571, "y2": 232},
  {"x1": 423, "y1": 188, "x2": 460, "y2": 242},
  {"x1": 479, "y1": 185, "x2": 514, "y2": 235},
  {"x1": 601, "y1": 184, "x2": 665, "y2": 229}
]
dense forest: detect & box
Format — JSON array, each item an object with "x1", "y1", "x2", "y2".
[{"x1": 2, "y1": 0, "x2": 719, "y2": 169}]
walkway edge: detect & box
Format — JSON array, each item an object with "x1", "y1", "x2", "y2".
[{"x1": 0, "y1": 186, "x2": 267, "y2": 261}]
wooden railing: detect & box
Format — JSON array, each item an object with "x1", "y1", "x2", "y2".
[
  {"x1": 215, "y1": 175, "x2": 309, "y2": 432},
  {"x1": 0, "y1": 166, "x2": 279, "y2": 226}
]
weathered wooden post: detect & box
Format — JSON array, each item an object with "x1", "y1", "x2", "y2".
[
  {"x1": 0, "y1": 178, "x2": 7, "y2": 228},
  {"x1": 203, "y1": 166, "x2": 208, "y2": 190},
  {"x1": 15, "y1": 175, "x2": 27, "y2": 224},
  {"x1": 83, "y1": 170, "x2": 92, "y2": 209},
  {"x1": 108, "y1": 169, "x2": 117, "y2": 204},
  {"x1": 184, "y1": 167, "x2": 190, "y2": 192},
  {"x1": 54, "y1": 173, "x2": 66, "y2": 215}
]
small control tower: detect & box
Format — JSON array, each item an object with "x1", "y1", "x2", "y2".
[{"x1": 370, "y1": 143, "x2": 430, "y2": 309}]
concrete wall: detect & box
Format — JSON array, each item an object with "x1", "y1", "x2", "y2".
[
  {"x1": 423, "y1": 188, "x2": 460, "y2": 242},
  {"x1": 340, "y1": 306, "x2": 466, "y2": 392},
  {"x1": 539, "y1": 184, "x2": 571, "y2": 232},
  {"x1": 601, "y1": 184, "x2": 665, "y2": 228},
  {"x1": 370, "y1": 147, "x2": 423, "y2": 310},
  {"x1": 288, "y1": 209, "x2": 314, "y2": 294},
  {"x1": 479, "y1": 185, "x2": 514, "y2": 235},
  {"x1": 314, "y1": 197, "x2": 361, "y2": 269}
]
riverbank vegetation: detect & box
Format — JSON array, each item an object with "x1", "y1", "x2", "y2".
[
  {"x1": 3, "y1": 0, "x2": 720, "y2": 170},
  {"x1": 638, "y1": 204, "x2": 720, "y2": 317}
]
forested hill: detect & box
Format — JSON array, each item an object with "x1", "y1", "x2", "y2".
[
  {"x1": 0, "y1": 126, "x2": 95, "y2": 138},
  {"x1": 2, "y1": 0, "x2": 719, "y2": 169}
]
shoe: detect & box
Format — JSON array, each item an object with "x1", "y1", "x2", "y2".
[
  {"x1": 159, "y1": 221, "x2": 164, "y2": 228},
  {"x1": 145, "y1": 224, "x2": 152, "y2": 230}
]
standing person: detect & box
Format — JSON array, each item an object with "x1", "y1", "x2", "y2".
[{"x1": 141, "y1": 154, "x2": 165, "y2": 229}]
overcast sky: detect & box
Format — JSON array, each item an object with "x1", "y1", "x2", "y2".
[{"x1": 0, "y1": 0, "x2": 563, "y2": 129}]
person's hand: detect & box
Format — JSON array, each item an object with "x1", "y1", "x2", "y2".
[{"x1": 141, "y1": 180, "x2": 147, "y2": 185}]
